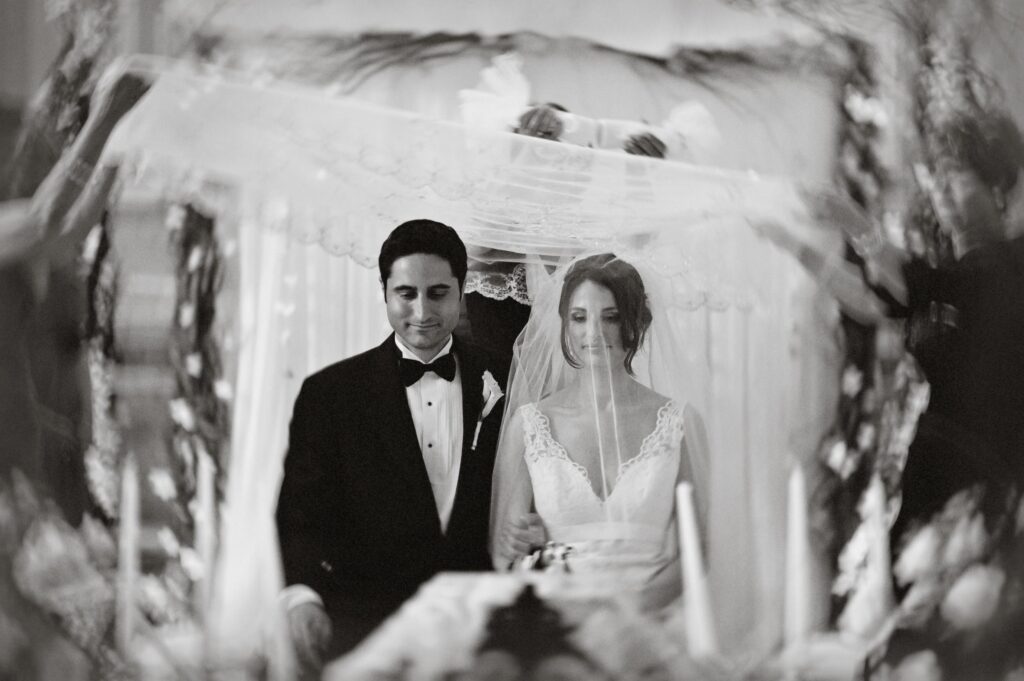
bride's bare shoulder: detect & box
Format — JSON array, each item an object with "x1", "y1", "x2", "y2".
[{"x1": 631, "y1": 384, "x2": 674, "y2": 412}]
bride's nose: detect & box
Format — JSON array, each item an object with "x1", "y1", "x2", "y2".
[{"x1": 584, "y1": 318, "x2": 605, "y2": 344}]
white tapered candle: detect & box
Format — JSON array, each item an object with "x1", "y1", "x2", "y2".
[
  {"x1": 784, "y1": 464, "x2": 811, "y2": 649},
  {"x1": 116, "y1": 453, "x2": 140, "y2": 657},
  {"x1": 195, "y1": 446, "x2": 217, "y2": 620},
  {"x1": 676, "y1": 482, "x2": 718, "y2": 657}
]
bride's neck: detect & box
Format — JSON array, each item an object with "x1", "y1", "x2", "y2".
[{"x1": 574, "y1": 366, "x2": 636, "y2": 407}]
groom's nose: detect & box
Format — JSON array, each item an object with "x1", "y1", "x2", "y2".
[{"x1": 409, "y1": 295, "x2": 428, "y2": 321}]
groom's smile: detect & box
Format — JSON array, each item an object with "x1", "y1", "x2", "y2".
[{"x1": 384, "y1": 253, "x2": 463, "y2": 363}]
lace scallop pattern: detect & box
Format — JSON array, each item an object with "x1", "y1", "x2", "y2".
[{"x1": 520, "y1": 400, "x2": 683, "y2": 493}]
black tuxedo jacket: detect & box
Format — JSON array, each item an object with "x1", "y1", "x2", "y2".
[{"x1": 276, "y1": 334, "x2": 505, "y2": 648}]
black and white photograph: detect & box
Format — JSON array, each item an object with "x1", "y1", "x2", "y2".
[{"x1": 2, "y1": 1, "x2": 1024, "y2": 679}]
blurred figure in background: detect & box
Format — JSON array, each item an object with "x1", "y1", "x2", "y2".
[
  {"x1": 459, "y1": 53, "x2": 720, "y2": 376},
  {"x1": 0, "y1": 70, "x2": 149, "y2": 500},
  {"x1": 783, "y1": 109, "x2": 1024, "y2": 542}
]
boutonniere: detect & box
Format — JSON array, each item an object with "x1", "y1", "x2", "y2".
[{"x1": 471, "y1": 370, "x2": 504, "y2": 451}]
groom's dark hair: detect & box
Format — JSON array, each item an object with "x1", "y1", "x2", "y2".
[{"x1": 378, "y1": 219, "x2": 468, "y2": 290}]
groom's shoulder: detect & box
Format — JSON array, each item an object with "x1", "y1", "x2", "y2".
[{"x1": 301, "y1": 343, "x2": 385, "y2": 393}]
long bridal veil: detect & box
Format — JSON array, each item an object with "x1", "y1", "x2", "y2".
[
  {"x1": 101, "y1": 56, "x2": 847, "y2": 666},
  {"x1": 489, "y1": 250, "x2": 714, "y2": 567}
]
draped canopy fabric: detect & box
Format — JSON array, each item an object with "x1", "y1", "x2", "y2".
[
  {"x1": 104, "y1": 56, "x2": 843, "y2": 667},
  {"x1": 106, "y1": 57, "x2": 841, "y2": 286},
  {"x1": 164, "y1": 0, "x2": 822, "y2": 53}
]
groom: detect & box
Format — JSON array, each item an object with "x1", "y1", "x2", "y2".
[{"x1": 276, "y1": 219, "x2": 507, "y2": 667}]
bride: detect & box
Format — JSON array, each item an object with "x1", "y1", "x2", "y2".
[{"x1": 489, "y1": 253, "x2": 709, "y2": 612}]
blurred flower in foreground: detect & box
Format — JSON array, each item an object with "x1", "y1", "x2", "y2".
[
  {"x1": 148, "y1": 468, "x2": 177, "y2": 502},
  {"x1": 894, "y1": 525, "x2": 941, "y2": 586},
  {"x1": 940, "y1": 564, "x2": 1005, "y2": 631},
  {"x1": 892, "y1": 649, "x2": 941, "y2": 681}
]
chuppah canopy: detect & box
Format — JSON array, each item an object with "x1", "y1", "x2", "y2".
[
  {"x1": 105, "y1": 57, "x2": 839, "y2": 273},
  {"x1": 163, "y1": 0, "x2": 822, "y2": 53},
  {"x1": 102, "y1": 55, "x2": 849, "y2": 667}
]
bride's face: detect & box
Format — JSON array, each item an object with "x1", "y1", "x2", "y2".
[{"x1": 567, "y1": 280, "x2": 626, "y2": 369}]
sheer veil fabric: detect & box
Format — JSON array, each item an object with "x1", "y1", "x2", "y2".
[
  {"x1": 101, "y1": 57, "x2": 844, "y2": 663},
  {"x1": 489, "y1": 253, "x2": 713, "y2": 608}
]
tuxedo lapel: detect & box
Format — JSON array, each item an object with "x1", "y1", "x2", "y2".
[
  {"x1": 366, "y1": 336, "x2": 439, "y2": 530},
  {"x1": 446, "y1": 339, "x2": 486, "y2": 535}
]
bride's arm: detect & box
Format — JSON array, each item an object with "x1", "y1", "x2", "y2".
[
  {"x1": 642, "y1": 406, "x2": 710, "y2": 610},
  {"x1": 490, "y1": 408, "x2": 540, "y2": 569}
]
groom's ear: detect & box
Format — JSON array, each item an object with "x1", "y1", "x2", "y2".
[{"x1": 380, "y1": 276, "x2": 387, "y2": 301}]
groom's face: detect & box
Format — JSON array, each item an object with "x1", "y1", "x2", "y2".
[{"x1": 384, "y1": 253, "x2": 463, "y2": 362}]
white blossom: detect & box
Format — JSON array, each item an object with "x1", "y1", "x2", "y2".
[
  {"x1": 214, "y1": 379, "x2": 234, "y2": 402},
  {"x1": 79, "y1": 514, "x2": 116, "y2": 569},
  {"x1": 165, "y1": 205, "x2": 187, "y2": 232},
  {"x1": 156, "y1": 527, "x2": 180, "y2": 557},
  {"x1": 841, "y1": 366, "x2": 863, "y2": 396},
  {"x1": 480, "y1": 370, "x2": 504, "y2": 419},
  {"x1": 179, "y1": 547, "x2": 204, "y2": 582},
  {"x1": 941, "y1": 514, "x2": 987, "y2": 571},
  {"x1": 892, "y1": 650, "x2": 942, "y2": 681},
  {"x1": 899, "y1": 578, "x2": 942, "y2": 628},
  {"x1": 178, "y1": 302, "x2": 196, "y2": 329},
  {"x1": 857, "y1": 423, "x2": 877, "y2": 452},
  {"x1": 148, "y1": 468, "x2": 177, "y2": 502},
  {"x1": 187, "y1": 246, "x2": 204, "y2": 273},
  {"x1": 185, "y1": 353, "x2": 203, "y2": 378},
  {"x1": 894, "y1": 525, "x2": 942, "y2": 586},
  {"x1": 833, "y1": 524, "x2": 869, "y2": 597},
  {"x1": 826, "y1": 439, "x2": 848, "y2": 475},
  {"x1": 169, "y1": 399, "x2": 196, "y2": 432},
  {"x1": 837, "y1": 571, "x2": 891, "y2": 639},
  {"x1": 940, "y1": 564, "x2": 1005, "y2": 631}
]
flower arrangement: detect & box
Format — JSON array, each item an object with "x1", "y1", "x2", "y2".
[
  {"x1": 167, "y1": 204, "x2": 230, "y2": 522},
  {"x1": 83, "y1": 218, "x2": 124, "y2": 521},
  {"x1": 878, "y1": 487, "x2": 1024, "y2": 680}
]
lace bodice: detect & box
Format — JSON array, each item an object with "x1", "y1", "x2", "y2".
[{"x1": 520, "y1": 400, "x2": 683, "y2": 547}]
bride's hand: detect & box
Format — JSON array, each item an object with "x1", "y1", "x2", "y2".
[{"x1": 502, "y1": 513, "x2": 547, "y2": 558}]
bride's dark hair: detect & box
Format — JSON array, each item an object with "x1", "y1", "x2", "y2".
[{"x1": 558, "y1": 253, "x2": 653, "y2": 374}]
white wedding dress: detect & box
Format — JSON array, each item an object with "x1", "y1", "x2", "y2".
[{"x1": 519, "y1": 399, "x2": 684, "y2": 592}]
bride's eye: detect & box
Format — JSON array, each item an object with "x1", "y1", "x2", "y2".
[
  {"x1": 603, "y1": 311, "x2": 620, "y2": 323},
  {"x1": 570, "y1": 312, "x2": 586, "y2": 323}
]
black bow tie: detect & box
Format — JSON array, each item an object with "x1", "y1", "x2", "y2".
[{"x1": 399, "y1": 353, "x2": 456, "y2": 386}]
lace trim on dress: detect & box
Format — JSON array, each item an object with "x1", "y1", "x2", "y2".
[
  {"x1": 521, "y1": 404, "x2": 590, "y2": 483},
  {"x1": 617, "y1": 401, "x2": 684, "y2": 480},
  {"x1": 465, "y1": 265, "x2": 531, "y2": 306},
  {"x1": 520, "y1": 400, "x2": 683, "y2": 487}
]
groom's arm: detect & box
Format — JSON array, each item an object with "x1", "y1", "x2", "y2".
[{"x1": 277, "y1": 377, "x2": 335, "y2": 600}]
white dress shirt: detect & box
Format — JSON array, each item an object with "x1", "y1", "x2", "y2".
[
  {"x1": 395, "y1": 335, "x2": 464, "y2": 534},
  {"x1": 282, "y1": 336, "x2": 464, "y2": 612}
]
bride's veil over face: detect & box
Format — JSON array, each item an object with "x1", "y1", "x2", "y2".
[{"x1": 489, "y1": 250, "x2": 713, "y2": 567}]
